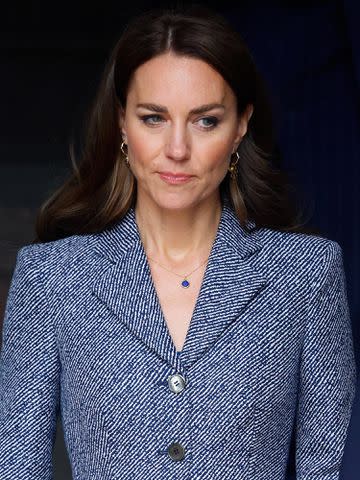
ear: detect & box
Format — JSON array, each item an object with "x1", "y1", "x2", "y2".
[
  {"x1": 118, "y1": 106, "x2": 128, "y2": 142},
  {"x1": 233, "y1": 103, "x2": 254, "y2": 151}
]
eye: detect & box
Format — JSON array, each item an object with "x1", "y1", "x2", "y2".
[
  {"x1": 139, "y1": 114, "x2": 219, "y2": 130},
  {"x1": 140, "y1": 114, "x2": 164, "y2": 126},
  {"x1": 197, "y1": 116, "x2": 219, "y2": 129}
]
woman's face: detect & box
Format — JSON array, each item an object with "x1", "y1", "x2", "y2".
[{"x1": 119, "y1": 52, "x2": 253, "y2": 211}]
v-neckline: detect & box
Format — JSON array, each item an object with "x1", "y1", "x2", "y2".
[{"x1": 133, "y1": 203, "x2": 224, "y2": 357}]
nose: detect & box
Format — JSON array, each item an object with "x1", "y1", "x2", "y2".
[{"x1": 164, "y1": 122, "x2": 190, "y2": 161}]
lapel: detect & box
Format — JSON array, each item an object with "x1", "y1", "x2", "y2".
[{"x1": 90, "y1": 197, "x2": 269, "y2": 371}]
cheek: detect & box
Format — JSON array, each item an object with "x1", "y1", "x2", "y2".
[
  {"x1": 127, "y1": 139, "x2": 156, "y2": 172},
  {"x1": 126, "y1": 122, "x2": 232, "y2": 171},
  {"x1": 200, "y1": 143, "x2": 231, "y2": 173},
  {"x1": 126, "y1": 125, "x2": 163, "y2": 163}
]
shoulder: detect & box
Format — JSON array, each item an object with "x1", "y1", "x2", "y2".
[
  {"x1": 16, "y1": 233, "x2": 89, "y2": 270},
  {"x1": 13, "y1": 233, "x2": 97, "y2": 293},
  {"x1": 254, "y1": 226, "x2": 344, "y2": 283},
  {"x1": 258, "y1": 226, "x2": 342, "y2": 256}
]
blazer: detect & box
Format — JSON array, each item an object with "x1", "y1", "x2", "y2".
[{"x1": 0, "y1": 197, "x2": 357, "y2": 480}]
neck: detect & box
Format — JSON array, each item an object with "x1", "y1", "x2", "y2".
[{"x1": 134, "y1": 193, "x2": 222, "y2": 266}]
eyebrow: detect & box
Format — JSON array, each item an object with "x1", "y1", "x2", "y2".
[{"x1": 136, "y1": 102, "x2": 226, "y2": 114}]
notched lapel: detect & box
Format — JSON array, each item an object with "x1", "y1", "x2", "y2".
[
  {"x1": 90, "y1": 199, "x2": 270, "y2": 370},
  {"x1": 92, "y1": 236, "x2": 177, "y2": 368},
  {"x1": 181, "y1": 238, "x2": 268, "y2": 369}
]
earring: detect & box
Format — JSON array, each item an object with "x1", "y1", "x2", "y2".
[
  {"x1": 228, "y1": 150, "x2": 240, "y2": 180},
  {"x1": 120, "y1": 140, "x2": 130, "y2": 167}
]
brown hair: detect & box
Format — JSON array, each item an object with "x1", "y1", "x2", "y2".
[{"x1": 33, "y1": 4, "x2": 321, "y2": 243}]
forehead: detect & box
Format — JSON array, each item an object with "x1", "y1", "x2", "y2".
[{"x1": 127, "y1": 53, "x2": 231, "y2": 106}]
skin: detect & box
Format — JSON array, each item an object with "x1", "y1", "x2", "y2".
[{"x1": 118, "y1": 51, "x2": 253, "y2": 267}]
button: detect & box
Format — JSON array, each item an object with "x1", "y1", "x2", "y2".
[
  {"x1": 168, "y1": 442, "x2": 185, "y2": 461},
  {"x1": 167, "y1": 373, "x2": 186, "y2": 393}
]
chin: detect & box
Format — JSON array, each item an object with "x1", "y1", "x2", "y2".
[{"x1": 153, "y1": 195, "x2": 198, "y2": 211}]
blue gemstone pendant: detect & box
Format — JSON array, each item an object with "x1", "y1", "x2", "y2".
[{"x1": 181, "y1": 279, "x2": 190, "y2": 288}]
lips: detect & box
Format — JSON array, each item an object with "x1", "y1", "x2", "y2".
[
  {"x1": 158, "y1": 171, "x2": 193, "y2": 178},
  {"x1": 158, "y1": 172, "x2": 194, "y2": 184}
]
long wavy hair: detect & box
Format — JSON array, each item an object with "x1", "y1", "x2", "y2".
[{"x1": 33, "y1": 4, "x2": 321, "y2": 243}]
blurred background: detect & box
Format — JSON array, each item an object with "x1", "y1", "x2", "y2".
[{"x1": 0, "y1": 0, "x2": 359, "y2": 478}]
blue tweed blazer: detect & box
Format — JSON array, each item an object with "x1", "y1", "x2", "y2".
[{"x1": 0, "y1": 198, "x2": 357, "y2": 479}]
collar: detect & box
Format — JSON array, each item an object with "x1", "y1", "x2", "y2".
[{"x1": 90, "y1": 198, "x2": 268, "y2": 370}]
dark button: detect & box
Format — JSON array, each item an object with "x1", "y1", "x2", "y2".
[
  {"x1": 168, "y1": 442, "x2": 185, "y2": 461},
  {"x1": 167, "y1": 373, "x2": 186, "y2": 393}
]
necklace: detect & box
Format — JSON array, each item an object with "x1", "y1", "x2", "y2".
[{"x1": 145, "y1": 254, "x2": 209, "y2": 288}]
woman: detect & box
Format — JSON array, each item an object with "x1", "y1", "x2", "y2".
[{"x1": 0, "y1": 5, "x2": 356, "y2": 479}]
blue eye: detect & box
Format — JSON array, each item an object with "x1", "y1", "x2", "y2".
[
  {"x1": 140, "y1": 114, "x2": 164, "y2": 125},
  {"x1": 198, "y1": 116, "x2": 219, "y2": 129},
  {"x1": 139, "y1": 114, "x2": 219, "y2": 129}
]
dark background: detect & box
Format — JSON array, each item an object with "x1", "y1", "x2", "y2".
[{"x1": 0, "y1": 1, "x2": 359, "y2": 478}]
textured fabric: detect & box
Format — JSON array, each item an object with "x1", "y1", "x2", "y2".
[{"x1": 0, "y1": 196, "x2": 357, "y2": 479}]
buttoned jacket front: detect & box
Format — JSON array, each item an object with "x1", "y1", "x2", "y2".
[{"x1": 0, "y1": 198, "x2": 357, "y2": 479}]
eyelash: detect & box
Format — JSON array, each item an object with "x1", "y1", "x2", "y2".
[{"x1": 139, "y1": 114, "x2": 219, "y2": 130}]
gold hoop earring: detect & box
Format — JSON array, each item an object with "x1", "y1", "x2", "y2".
[
  {"x1": 228, "y1": 150, "x2": 240, "y2": 180},
  {"x1": 120, "y1": 141, "x2": 130, "y2": 167}
]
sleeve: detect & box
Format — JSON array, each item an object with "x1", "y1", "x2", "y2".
[
  {"x1": 295, "y1": 241, "x2": 357, "y2": 480},
  {"x1": 0, "y1": 246, "x2": 61, "y2": 479}
]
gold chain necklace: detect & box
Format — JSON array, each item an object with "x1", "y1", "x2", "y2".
[{"x1": 145, "y1": 254, "x2": 209, "y2": 288}]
